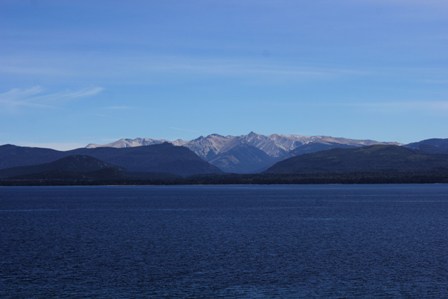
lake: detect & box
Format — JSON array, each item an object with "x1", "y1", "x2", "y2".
[{"x1": 1, "y1": 185, "x2": 448, "y2": 298}]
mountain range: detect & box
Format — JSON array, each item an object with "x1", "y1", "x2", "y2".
[
  {"x1": 0, "y1": 134, "x2": 447, "y2": 184},
  {"x1": 0, "y1": 143, "x2": 221, "y2": 178},
  {"x1": 87, "y1": 132, "x2": 398, "y2": 173}
]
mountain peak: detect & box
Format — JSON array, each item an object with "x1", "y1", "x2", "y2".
[
  {"x1": 0, "y1": 144, "x2": 19, "y2": 149},
  {"x1": 82, "y1": 133, "x2": 398, "y2": 173}
]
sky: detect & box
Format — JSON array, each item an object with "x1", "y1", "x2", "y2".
[{"x1": 1, "y1": 0, "x2": 447, "y2": 149}]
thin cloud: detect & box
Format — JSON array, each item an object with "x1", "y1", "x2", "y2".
[
  {"x1": 358, "y1": 0, "x2": 448, "y2": 8},
  {"x1": 104, "y1": 105, "x2": 133, "y2": 110},
  {"x1": 345, "y1": 100, "x2": 448, "y2": 113},
  {"x1": 132, "y1": 57, "x2": 367, "y2": 79},
  {"x1": 169, "y1": 127, "x2": 200, "y2": 134},
  {"x1": 0, "y1": 86, "x2": 103, "y2": 110},
  {"x1": 381, "y1": 0, "x2": 447, "y2": 5},
  {"x1": 0, "y1": 65, "x2": 72, "y2": 76},
  {"x1": 0, "y1": 52, "x2": 368, "y2": 83}
]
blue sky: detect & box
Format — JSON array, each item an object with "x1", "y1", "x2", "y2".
[{"x1": 1, "y1": 0, "x2": 447, "y2": 149}]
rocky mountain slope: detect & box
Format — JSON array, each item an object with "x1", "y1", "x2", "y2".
[{"x1": 86, "y1": 132, "x2": 396, "y2": 173}]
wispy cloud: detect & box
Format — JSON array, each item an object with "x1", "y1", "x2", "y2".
[
  {"x1": 358, "y1": 0, "x2": 448, "y2": 9},
  {"x1": 142, "y1": 58, "x2": 365, "y2": 78},
  {"x1": 169, "y1": 127, "x2": 200, "y2": 134},
  {"x1": 344, "y1": 100, "x2": 448, "y2": 113},
  {"x1": 103, "y1": 105, "x2": 133, "y2": 110},
  {"x1": 0, "y1": 86, "x2": 103, "y2": 110},
  {"x1": 271, "y1": 99, "x2": 448, "y2": 114},
  {"x1": 106, "y1": 55, "x2": 370, "y2": 82},
  {"x1": 0, "y1": 65, "x2": 73, "y2": 76},
  {"x1": 381, "y1": 0, "x2": 447, "y2": 6},
  {"x1": 0, "y1": 52, "x2": 369, "y2": 83},
  {"x1": 423, "y1": 79, "x2": 448, "y2": 85}
]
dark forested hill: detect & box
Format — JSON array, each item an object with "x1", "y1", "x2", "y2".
[
  {"x1": 266, "y1": 145, "x2": 448, "y2": 174},
  {"x1": 68, "y1": 143, "x2": 221, "y2": 176},
  {"x1": 0, "y1": 144, "x2": 64, "y2": 169},
  {"x1": 0, "y1": 143, "x2": 221, "y2": 176},
  {"x1": 405, "y1": 138, "x2": 448, "y2": 155},
  {"x1": 0, "y1": 155, "x2": 123, "y2": 180}
]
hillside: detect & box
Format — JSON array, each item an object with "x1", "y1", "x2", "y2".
[
  {"x1": 405, "y1": 138, "x2": 448, "y2": 155},
  {"x1": 266, "y1": 145, "x2": 448, "y2": 174},
  {"x1": 0, "y1": 143, "x2": 221, "y2": 176},
  {"x1": 69, "y1": 143, "x2": 221, "y2": 176},
  {"x1": 0, "y1": 144, "x2": 64, "y2": 169},
  {"x1": 0, "y1": 155, "x2": 123, "y2": 180}
]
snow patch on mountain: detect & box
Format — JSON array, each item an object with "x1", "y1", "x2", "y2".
[
  {"x1": 86, "y1": 138, "x2": 166, "y2": 149},
  {"x1": 86, "y1": 132, "x2": 398, "y2": 164}
]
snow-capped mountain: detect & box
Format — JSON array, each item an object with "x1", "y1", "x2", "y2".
[
  {"x1": 185, "y1": 134, "x2": 233, "y2": 159},
  {"x1": 86, "y1": 138, "x2": 166, "y2": 149},
  {"x1": 86, "y1": 132, "x2": 398, "y2": 173}
]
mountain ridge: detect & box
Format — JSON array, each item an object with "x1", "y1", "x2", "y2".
[
  {"x1": 405, "y1": 138, "x2": 448, "y2": 155},
  {"x1": 0, "y1": 155, "x2": 124, "y2": 180},
  {"x1": 1, "y1": 139, "x2": 448, "y2": 184},
  {"x1": 86, "y1": 132, "x2": 398, "y2": 173},
  {"x1": 0, "y1": 143, "x2": 221, "y2": 176},
  {"x1": 266, "y1": 145, "x2": 448, "y2": 174}
]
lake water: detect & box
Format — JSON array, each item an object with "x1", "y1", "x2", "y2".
[{"x1": 1, "y1": 185, "x2": 448, "y2": 298}]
